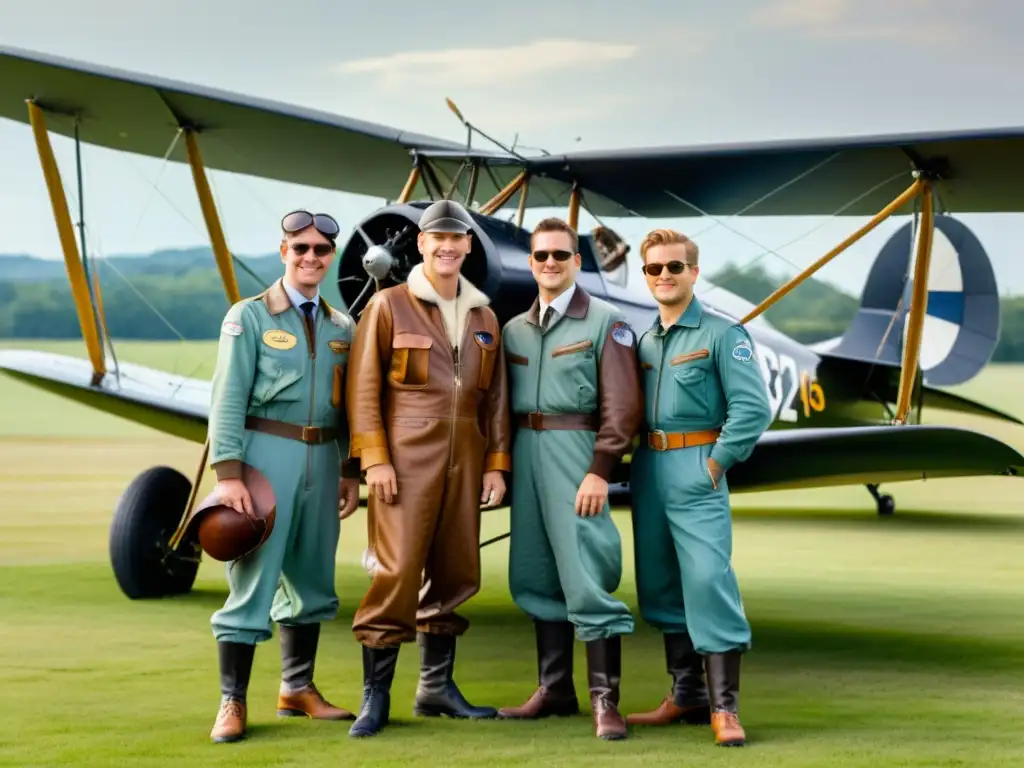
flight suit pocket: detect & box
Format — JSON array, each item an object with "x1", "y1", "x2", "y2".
[
  {"x1": 474, "y1": 330, "x2": 498, "y2": 390},
  {"x1": 390, "y1": 332, "x2": 432, "y2": 389},
  {"x1": 672, "y1": 355, "x2": 711, "y2": 417},
  {"x1": 552, "y1": 339, "x2": 593, "y2": 358},
  {"x1": 251, "y1": 355, "x2": 303, "y2": 406}
]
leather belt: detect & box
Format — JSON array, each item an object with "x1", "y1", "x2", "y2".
[
  {"x1": 517, "y1": 412, "x2": 599, "y2": 431},
  {"x1": 245, "y1": 415, "x2": 338, "y2": 444},
  {"x1": 647, "y1": 427, "x2": 721, "y2": 451}
]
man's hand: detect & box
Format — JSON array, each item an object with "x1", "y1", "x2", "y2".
[
  {"x1": 339, "y1": 477, "x2": 360, "y2": 520},
  {"x1": 214, "y1": 478, "x2": 256, "y2": 521},
  {"x1": 480, "y1": 470, "x2": 506, "y2": 509},
  {"x1": 366, "y1": 463, "x2": 398, "y2": 503},
  {"x1": 575, "y1": 473, "x2": 608, "y2": 517},
  {"x1": 707, "y1": 457, "x2": 723, "y2": 489}
]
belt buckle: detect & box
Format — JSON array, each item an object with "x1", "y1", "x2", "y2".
[
  {"x1": 527, "y1": 412, "x2": 543, "y2": 430},
  {"x1": 649, "y1": 429, "x2": 668, "y2": 451},
  {"x1": 302, "y1": 425, "x2": 318, "y2": 443}
]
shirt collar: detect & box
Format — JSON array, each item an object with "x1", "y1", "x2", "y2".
[
  {"x1": 651, "y1": 294, "x2": 702, "y2": 334},
  {"x1": 540, "y1": 282, "x2": 577, "y2": 318},
  {"x1": 282, "y1": 279, "x2": 320, "y2": 314}
]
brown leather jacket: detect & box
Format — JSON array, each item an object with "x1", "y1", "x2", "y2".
[{"x1": 346, "y1": 271, "x2": 511, "y2": 474}]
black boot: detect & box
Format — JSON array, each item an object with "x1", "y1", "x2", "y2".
[
  {"x1": 705, "y1": 651, "x2": 745, "y2": 746},
  {"x1": 667, "y1": 632, "x2": 711, "y2": 722},
  {"x1": 586, "y1": 636, "x2": 626, "y2": 740},
  {"x1": 211, "y1": 641, "x2": 255, "y2": 743},
  {"x1": 278, "y1": 623, "x2": 355, "y2": 720},
  {"x1": 413, "y1": 632, "x2": 497, "y2": 718},
  {"x1": 349, "y1": 644, "x2": 400, "y2": 738},
  {"x1": 498, "y1": 619, "x2": 579, "y2": 718}
]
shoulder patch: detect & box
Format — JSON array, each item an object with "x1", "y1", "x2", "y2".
[
  {"x1": 329, "y1": 308, "x2": 349, "y2": 328},
  {"x1": 610, "y1": 321, "x2": 634, "y2": 347},
  {"x1": 732, "y1": 338, "x2": 753, "y2": 362},
  {"x1": 474, "y1": 330, "x2": 494, "y2": 345},
  {"x1": 221, "y1": 320, "x2": 243, "y2": 337}
]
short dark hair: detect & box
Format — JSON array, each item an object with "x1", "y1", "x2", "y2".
[{"x1": 531, "y1": 217, "x2": 578, "y2": 252}]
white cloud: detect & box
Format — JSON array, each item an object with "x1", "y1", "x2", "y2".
[
  {"x1": 334, "y1": 38, "x2": 638, "y2": 87},
  {"x1": 750, "y1": 0, "x2": 961, "y2": 43}
]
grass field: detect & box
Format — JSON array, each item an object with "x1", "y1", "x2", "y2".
[{"x1": 2, "y1": 340, "x2": 1023, "y2": 767}]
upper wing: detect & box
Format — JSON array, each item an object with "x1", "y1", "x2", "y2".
[
  {"x1": 5, "y1": 44, "x2": 1024, "y2": 219},
  {"x1": 725, "y1": 424, "x2": 1024, "y2": 493},
  {"x1": 0, "y1": 350, "x2": 208, "y2": 444}
]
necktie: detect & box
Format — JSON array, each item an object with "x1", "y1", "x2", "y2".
[
  {"x1": 300, "y1": 301, "x2": 316, "y2": 348},
  {"x1": 541, "y1": 307, "x2": 554, "y2": 331}
]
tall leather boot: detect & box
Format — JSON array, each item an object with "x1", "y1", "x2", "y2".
[
  {"x1": 498, "y1": 619, "x2": 580, "y2": 719},
  {"x1": 277, "y1": 623, "x2": 355, "y2": 720},
  {"x1": 349, "y1": 644, "x2": 400, "y2": 738},
  {"x1": 413, "y1": 632, "x2": 498, "y2": 719},
  {"x1": 626, "y1": 631, "x2": 710, "y2": 725},
  {"x1": 706, "y1": 651, "x2": 745, "y2": 746},
  {"x1": 585, "y1": 635, "x2": 627, "y2": 740},
  {"x1": 210, "y1": 641, "x2": 255, "y2": 743}
]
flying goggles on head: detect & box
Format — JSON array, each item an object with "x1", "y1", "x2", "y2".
[{"x1": 281, "y1": 209, "x2": 341, "y2": 242}]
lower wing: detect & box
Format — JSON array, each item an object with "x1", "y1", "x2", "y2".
[
  {"x1": 0, "y1": 350, "x2": 209, "y2": 443},
  {"x1": 726, "y1": 424, "x2": 1023, "y2": 492}
]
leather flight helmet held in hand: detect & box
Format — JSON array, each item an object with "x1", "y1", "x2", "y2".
[{"x1": 180, "y1": 463, "x2": 277, "y2": 562}]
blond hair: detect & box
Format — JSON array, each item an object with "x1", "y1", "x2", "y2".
[
  {"x1": 531, "y1": 217, "x2": 578, "y2": 252},
  {"x1": 640, "y1": 228, "x2": 698, "y2": 264}
]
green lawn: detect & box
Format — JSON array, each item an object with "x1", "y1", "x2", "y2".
[{"x1": 1, "y1": 340, "x2": 1023, "y2": 766}]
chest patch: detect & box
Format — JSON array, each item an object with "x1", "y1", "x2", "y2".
[
  {"x1": 263, "y1": 329, "x2": 297, "y2": 350},
  {"x1": 732, "y1": 339, "x2": 753, "y2": 362},
  {"x1": 328, "y1": 339, "x2": 350, "y2": 353}
]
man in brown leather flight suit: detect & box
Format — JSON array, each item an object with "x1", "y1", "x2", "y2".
[{"x1": 345, "y1": 198, "x2": 511, "y2": 738}]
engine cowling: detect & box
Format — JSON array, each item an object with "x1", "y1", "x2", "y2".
[{"x1": 335, "y1": 201, "x2": 540, "y2": 324}]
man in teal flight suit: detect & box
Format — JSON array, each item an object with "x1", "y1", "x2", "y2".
[
  {"x1": 626, "y1": 228, "x2": 773, "y2": 748},
  {"x1": 204, "y1": 210, "x2": 362, "y2": 743},
  {"x1": 498, "y1": 217, "x2": 643, "y2": 740}
]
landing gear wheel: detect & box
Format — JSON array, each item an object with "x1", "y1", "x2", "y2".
[
  {"x1": 109, "y1": 466, "x2": 202, "y2": 599},
  {"x1": 866, "y1": 483, "x2": 896, "y2": 516}
]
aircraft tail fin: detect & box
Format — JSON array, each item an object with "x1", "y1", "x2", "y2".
[{"x1": 811, "y1": 215, "x2": 1000, "y2": 386}]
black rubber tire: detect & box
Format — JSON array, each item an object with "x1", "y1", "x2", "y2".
[
  {"x1": 877, "y1": 494, "x2": 896, "y2": 516},
  {"x1": 109, "y1": 465, "x2": 202, "y2": 599}
]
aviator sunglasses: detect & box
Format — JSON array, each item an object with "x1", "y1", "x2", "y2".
[
  {"x1": 532, "y1": 249, "x2": 574, "y2": 262},
  {"x1": 642, "y1": 260, "x2": 691, "y2": 276}
]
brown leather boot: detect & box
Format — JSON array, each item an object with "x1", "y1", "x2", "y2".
[
  {"x1": 586, "y1": 636, "x2": 626, "y2": 740},
  {"x1": 210, "y1": 641, "x2": 254, "y2": 743},
  {"x1": 498, "y1": 620, "x2": 580, "y2": 719},
  {"x1": 627, "y1": 632, "x2": 710, "y2": 726},
  {"x1": 706, "y1": 651, "x2": 745, "y2": 746},
  {"x1": 277, "y1": 623, "x2": 355, "y2": 720}
]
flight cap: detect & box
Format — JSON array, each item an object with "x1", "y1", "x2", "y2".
[{"x1": 419, "y1": 199, "x2": 474, "y2": 235}]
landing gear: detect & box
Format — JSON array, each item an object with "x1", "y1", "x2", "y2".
[
  {"x1": 866, "y1": 483, "x2": 896, "y2": 516},
  {"x1": 109, "y1": 466, "x2": 202, "y2": 599}
]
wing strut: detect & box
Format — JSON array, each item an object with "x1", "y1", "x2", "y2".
[
  {"x1": 26, "y1": 101, "x2": 106, "y2": 385},
  {"x1": 738, "y1": 173, "x2": 937, "y2": 425},
  {"x1": 183, "y1": 129, "x2": 241, "y2": 306}
]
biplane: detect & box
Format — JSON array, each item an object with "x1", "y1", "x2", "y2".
[{"x1": 1, "y1": 44, "x2": 1023, "y2": 602}]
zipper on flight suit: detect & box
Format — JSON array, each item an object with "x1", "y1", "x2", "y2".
[
  {"x1": 652, "y1": 331, "x2": 668, "y2": 429},
  {"x1": 448, "y1": 316, "x2": 470, "y2": 471},
  {"x1": 302, "y1": 314, "x2": 317, "y2": 490}
]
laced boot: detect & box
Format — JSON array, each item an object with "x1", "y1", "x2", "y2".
[
  {"x1": 210, "y1": 641, "x2": 254, "y2": 743},
  {"x1": 627, "y1": 631, "x2": 710, "y2": 726},
  {"x1": 706, "y1": 651, "x2": 745, "y2": 746},
  {"x1": 586, "y1": 635, "x2": 627, "y2": 740},
  {"x1": 349, "y1": 644, "x2": 400, "y2": 738},
  {"x1": 413, "y1": 632, "x2": 497, "y2": 718},
  {"x1": 277, "y1": 623, "x2": 355, "y2": 720},
  {"x1": 498, "y1": 620, "x2": 580, "y2": 719}
]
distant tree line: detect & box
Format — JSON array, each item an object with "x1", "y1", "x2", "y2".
[{"x1": 1, "y1": 255, "x2": 1023, "y2": 361}]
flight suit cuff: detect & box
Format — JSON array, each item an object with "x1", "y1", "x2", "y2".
[
  {"x1": 341, "y1": 458, "x2": 361, "y2": 479},
  {"x1": 351, "y1": 430, "x2": 389, "y2": 470},
  {"x1": 484, "y1": 452, "x2": 511, "y2": 473},
  {"x1": 359, "y1": 447, "x2": 390, "y2": 471},
  {"x1": 212, "y1": 459, "x2": 243, "y2": 481},
  {"x1": 709, "y1": 443, "x2": 739, "y2": 472},
  {"x1": 587, "y1": 451, "x2": 619, "y2": 482}
]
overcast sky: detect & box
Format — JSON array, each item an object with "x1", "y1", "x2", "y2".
[{"x1": 2, "y1": 0, "x2": 1023, "y2": 295}]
